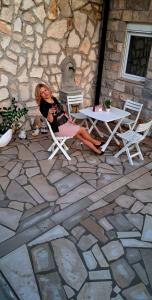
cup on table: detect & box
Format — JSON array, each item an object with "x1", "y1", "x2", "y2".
[{"x1": 98, "y1": 105, "x2": 103, "y2": 112}]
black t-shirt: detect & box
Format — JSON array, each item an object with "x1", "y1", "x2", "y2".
[{"x1": 40, "y1": 97, "x2": 64, "y2": 132}]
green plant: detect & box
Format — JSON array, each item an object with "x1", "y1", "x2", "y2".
[
  {"x1": 104, "y1": 99, "x2": 112, "y2": 108},
  {"x1": 0, "y1": 98, "x2": 28, "y2": 134}
]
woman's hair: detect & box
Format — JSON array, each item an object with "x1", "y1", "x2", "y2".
[{"x1": 35, "y1": 83, "x2": 51, "y2": 105}]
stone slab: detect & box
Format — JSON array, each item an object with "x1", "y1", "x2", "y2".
[
  {"x1": 81, "y1": 218, "x2": 108, "y2": 244},
  {"x1": 128, "y1": 173, "x2": 152, "y2": 190},
  {"x1": 141, "y1": 249, "x2": 152, "y2": 288},
  {"x1": 77, "y1": 234, "x2": 97, "y2": 251},
  {"x1": 18, "y1": 207, "x2": 53, "y2": 232},
  {"x1": 77, "y1": 281, "x2": 112, "y2": 300},
  {"x1": 6, "y1": 180, "x2": 36, "y2": 205},
  {"x1": 126, "y1": 248, "x2": 141, "y2": 265},
  {"x1": 98, "y1": 217, "x2": 114, "y2": 231},
  {"x1": 121, "y1": 239, "x2": 152, "y2": 248},
  {"x1": 88, "y1": 189, "x2": 107, "y2": 202},
  {"x1": 29, "y1": 175, "x2": 58, "y2": 202},
  {"x1": 107, "y1": 214, "x2": 134, "y2": 231},
  {"x1": 29, "y1": 225, "x2": 69, "y2": 246},
  {"x1": 133, "y1": 263, "x2": 149, "y2": 285},
  {"x1": 0, "y1": 272, "x2": 18, "y2": 300},
  {"x1": 102, "y1": 241, "x2": 124, "y2": 262},
  {"x1": 131, "y1": 201, "x2": 144, "y2": 213},
  {"x1": 56, "y1": 183, "x2": 95, "y2": 206},
  {"x1": 51, "y1": 197, "x2": 92, "y2": 224},
  {"x1": 71, "y1": 226, "x2": 85, "y2": 240},
  {"x1": 110, "y1": 258, "x2": 135, "y2": 288},
  {"x1": 122, "y1": 283, "x2": 152, "y2": 300},
  {"x1": 0, "y1": 186, "x2": 4, "y2": 201},
  {"x1": 39, "y1": 159, "x2": 56, "y2": 176},
  {"x1": 52, "y1": 238, "x2": 87, "y2": 291},
  {"x1": 89, "y1": 270, "x2": 111, "y2": 280},
  {"x1": 18, "y1": 144, "x2": 36, "y2": 160},
  {"x1": 54, "y1": 173, "x2": 84, "y2": 196},
  {"x1": 115, "y1": 195, "x2": 136, "y2": 208},
  {"x1": 0, "y1": 225, "x2": 15, "y2": 243},
  {"x1": 21, "y1": 202, "x2": 49, "y2": 221},
  {"x1": 92, "y1": 203, "x2": 116, "y2": 219},
  {"x1": 38, "y1": 272, "x2": 67, "y2": 300},
  {"x1": 0, "y1": 208, "x2": 22, "y2": 230},
  {"x1": 47, "y1": 169, "x2": 71, "y2": 183},
  {"x1": 141, "y1": 215, "x2": 152, "y2": 242},
  {"x1": 117, "y1": 231, "x2": 141, "y2": 238},
  {"x1": 125, "y1": 213, "x2": 144, "y2": 231},
  {"x1": 0, "y1": 245, "x2": 40, "y2": 300},
  {"x1": 24, "y1": 185, "x2": 45, "y2": 204},
  {"x1": 83, "y1": 250, "x2": 97, "y2": 270},
  {"x1": 63, "y1": 209, "x2": 89, "y2": 230},
  {"x1": 31, "y1": 243, "x2": 55, "y2": 273},
  {"x1": 134, "y1": 189, "x2": 152, "y2": 203},
  {"x1": 92, "y1": 243, "x2": 109, "y2": 267},
  {"x1": 102, "y1": 177, "x2": 131, "y2": 194},
  {"x1": 126, "y1": 166, "x2": 148, "y2": 180},
  {"x1": 0, "y1": 225, "x2": 42, "y2": 258},
  {"x1": 87, "y1": 199, "x2": 108, "y2": 211}
]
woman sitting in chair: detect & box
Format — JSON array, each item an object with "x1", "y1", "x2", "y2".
[{"x1": 35, "y1": 83, "x2": 103, "y2": 155}]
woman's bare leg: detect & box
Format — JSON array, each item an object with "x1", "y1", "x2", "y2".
[
  {"x1": 76, "y1": 134, "x2": 101, "y2": 154},
  {"x1": 77, "y1": 127, "x2": 101, "y2": 145}
]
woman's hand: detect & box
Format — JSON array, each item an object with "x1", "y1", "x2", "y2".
[
  {"x1": 49, "y1": 107, "x2": 56, "y2": 114},
  {"x1": 47, "y1": 108, "x2": 54, "y2": 122}
]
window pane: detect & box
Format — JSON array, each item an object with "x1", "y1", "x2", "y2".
[{"x1": 126, "y1": 35, "x2": 152, "y2": 77}]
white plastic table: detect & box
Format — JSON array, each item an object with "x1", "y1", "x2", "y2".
[{"x1": 80, "y1": 106, "x2": 130, "y2": 151}]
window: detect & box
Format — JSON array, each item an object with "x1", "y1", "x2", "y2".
[{"x1": 121, "y1": 24, "x2": 152, "y2": 81}]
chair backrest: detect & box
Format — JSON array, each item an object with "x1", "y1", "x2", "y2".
[
  {"x1": 67, "y1": 94, "x2": 84, "y2": 115},
  {"x1": 124, "y1": 100, "x2": 143, "y2": 112},
  {"x1": 136, "y1": 120, "x2": 152, "y2": 139},
  {"x1": 124, "y1": 100, "x2": 143, "y2": 128}
]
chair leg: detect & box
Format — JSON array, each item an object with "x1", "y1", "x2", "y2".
[
  {"x1": 48, "y1": 139, "x2": 71, "y2": 161},
  {"x1": 135, "y1": 143, "x2": 144, "y2": 160},
  {"x1": 127, "y1": 148, "x2": 133, "y2": 166},
  {"x1": 63, "y1": 143, "x2": 69, "y2": 150},
  {"x1": 48, "y1": 142, "x2": 55, "y2": 152},
  {"x1": 115, "y1": 141, "x2": 133, "y2": 158},
  {"x1": 84, "y1": 119, "x2": 89, "y2": 130}
]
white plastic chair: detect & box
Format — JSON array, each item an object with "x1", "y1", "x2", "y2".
[
  {"x1": 67, "y1": 95, "x2": 89, "y2": 129},
  {"x1": 115, "y1": 120, "x2": 152, "y2": 165},
  {"x1": 46, "y1": 119, "x2": 73, "y2": 160},
  {"x1": 121, "y1": 100, "x2": 143, "y2": 130}
]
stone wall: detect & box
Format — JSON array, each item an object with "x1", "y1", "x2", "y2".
[
  {"x1": 0, "y1": 0, "x2": 102, "y2": 117},
  {"x1": 101, "y1": 0, "x2": 152, "y2": 120}
]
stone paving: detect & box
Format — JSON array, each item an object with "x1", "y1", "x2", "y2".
[{"x1": 0, "y1": 132, "x2": 152, "y2": 300}]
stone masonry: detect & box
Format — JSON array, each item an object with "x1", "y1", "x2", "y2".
[
  {"x1": 101, "y1": 0, "x2": 152, "y2": 120},
  {"x1": 0, "y1": 0, "x2": 102, "y2": 117}
]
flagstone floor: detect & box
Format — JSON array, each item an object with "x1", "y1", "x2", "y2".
[{"x1": 0, "y1": 132, "x2": 152, "y2": 300}]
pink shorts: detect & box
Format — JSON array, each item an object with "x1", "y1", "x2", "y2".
[{"x1": 56, "y1": 122, "x2": 80, "y2": 137}]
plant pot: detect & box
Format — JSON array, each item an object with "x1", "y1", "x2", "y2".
[
  {"x1": 105, "y1": 107, "x2": 111, "y2": 112},
  {"x1": 0, "y1": 129, "x2": 13, "y2": 147}
]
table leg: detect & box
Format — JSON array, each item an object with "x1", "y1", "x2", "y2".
[
  {"x1": 88, "y1": 118, "x2": 104, "y2": 138},
  {"x1": 101, "y1": 119, "x2": 123, "y2": 152}
]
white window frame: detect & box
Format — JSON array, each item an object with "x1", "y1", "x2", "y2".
[{"x1": 120, "y1": 23, "x2": 152, "y2": 81}]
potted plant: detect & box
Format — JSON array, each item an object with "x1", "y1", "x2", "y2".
[
  {"x1": 104, "y1": 99, "x2": 112, "y2": 112},
  {"x1": 0, "y1": 98, "x2": 28, "y2": 147}
]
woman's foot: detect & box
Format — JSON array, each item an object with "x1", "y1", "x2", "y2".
[
  {"x1": 94, "y1": 148, "x2": 104, "y2": 155},
  {"x1": 96, "y1": 142, "x2": 105, "y2": 147},
  {"x1": 94, "y1": 139, "x2": 105, "y2": 146}
]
